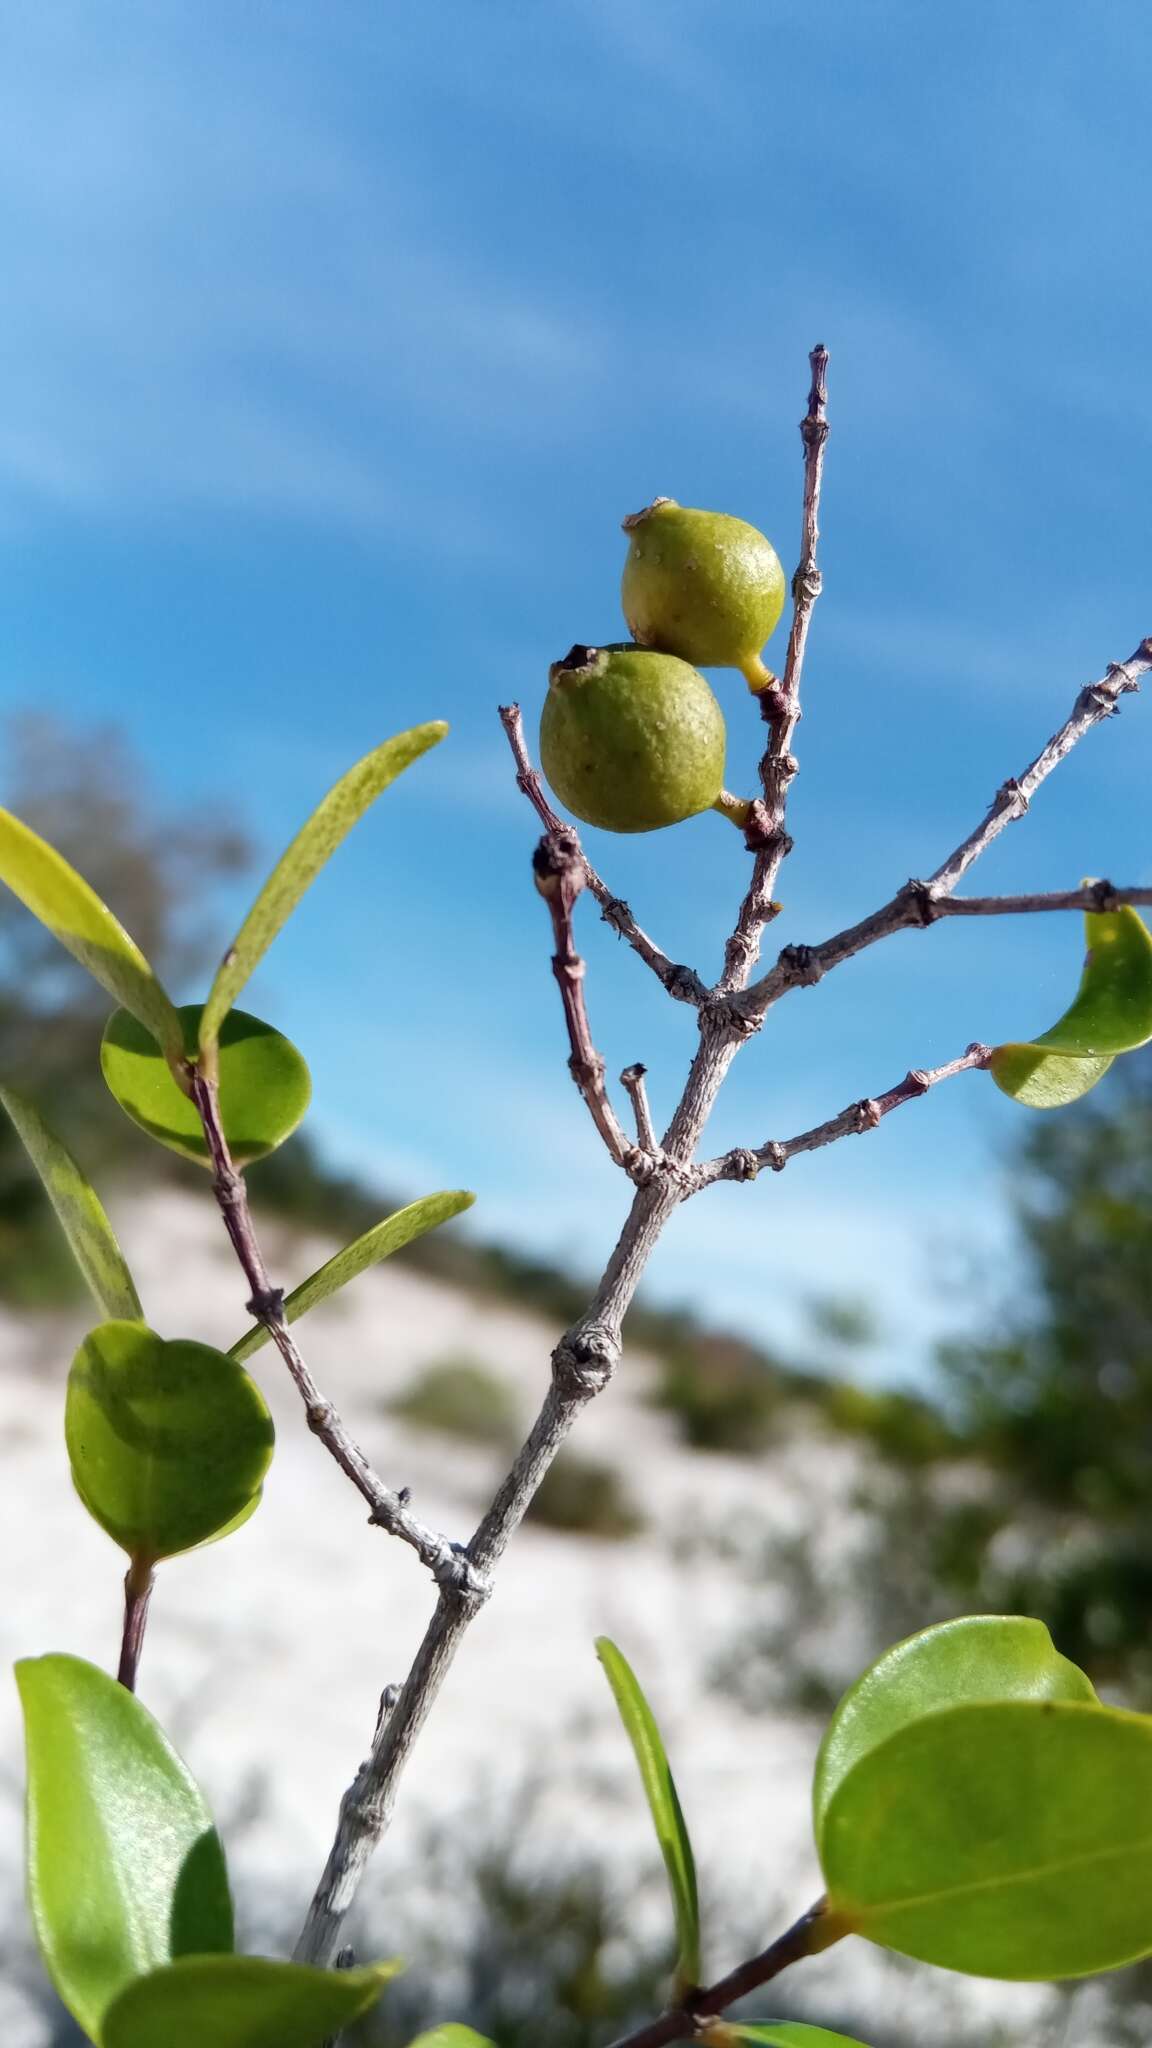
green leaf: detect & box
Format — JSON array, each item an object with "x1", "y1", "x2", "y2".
[
  {"x1": 989, "y1": 1045, "x2": 1113, "y2": 1109},
  {"x1": 596, "y1": 1637, "x2": 700, "y2": 1990},
  {"x1": 991, "y1": 904, "x2": 1152, "y2": 1109},
  {"x1": 820, "y1": 1699, "x2": 1152, "y2": 1980},
  {"x1": 0, "y1": 808, "x2": 183, "y2": 1061},
  {"x1": 15, "y1": 1653, "x2": 232, "y2": 2042},
  {"x1": 813, "y1": 1615, "x2": 1096, "y2": 1841},
  {"x1": 706, "y1": 2026, "x2": 870, "y2": 2047},
  {"x1": 101, "y1": 1003, "x2": 311, "y2": 1166},
  {"x1": 229, "y1": 1190, "x2": 475, "y2": 1363},
  {"x1": 66, "y1": 1320, "x2": 275, "y2": 1561},
  {"x1": 403, "y1": 2031, "x2": 498, "y2": 2048},
  {"x1": 102, "y1": 1955, "x2": 402, "y2": 2048},
  {"x1": 199, "y1": 722, "x2": 448, "y2": 1053},
  {"x1": 0, "y1": 1083, "x2": 143, "y2": 1321}
]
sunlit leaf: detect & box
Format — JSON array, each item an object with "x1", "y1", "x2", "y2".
[
  {"x1": 230, "y1": 1190, "x2": 475, "y2": 1363},
  {"x1": 102, "y1": 1954, "x2": 402, "y2": 2048},
  {"x1": 66, "y1": 1320, "x2": 274, "y2": 1561},
  {"x1": 403, "y1": 2031, "x2": 498, "y2": 2048},
  {"x1": 704, "y1": 2025, "x2": 870, "y2": 2047},
  {"x1": 989, "y1": 1045, "x2": 1113, "y2": 1108},
  {"x1": 16, "y1": 1654, "x2": 232, "y2": 2042},
  {"x1": 813, "y1": 1615, "x2": 1096, "y2": 1840},
  {"x1": 596, "y1": 1637, "x2": 700, "y2": 1990},
  {"x1": 820, "y1": 1699, "x2": 1152, "y2": 1979},
  {"x1": 199, "y1": 722, "x2": 448, "y2": 1054},
  {"x1": 0, "y1": 1082, "x2": 142, "y2": 1321},
  {"x1": 991, "y1": 905, "x2": 1152, "y2": 1109},
  {"x1": 102, "y1": 1003, "x2": 310, "y2": 1166},
  {"x1": 0, "y1": 807, "x2": 183, "y2": 1060}
]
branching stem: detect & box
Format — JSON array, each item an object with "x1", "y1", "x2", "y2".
[{"x1": 606, "y1": 1898, "x2": 844, "y2": 2048}]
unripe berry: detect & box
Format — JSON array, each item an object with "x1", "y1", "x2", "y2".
[
  {"x1": 621, "y1": 497, "x2": 786, "y2": 689},
  {"x1": 540, "y1": 643, "x2": 726, "y2": 834}
]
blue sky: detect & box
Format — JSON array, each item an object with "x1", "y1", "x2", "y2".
[{"x1": 0, "y1": 1, "x2": 1148, "y2": 1380}]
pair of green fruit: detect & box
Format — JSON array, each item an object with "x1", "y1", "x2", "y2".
[{"x1": 540, "y1": 497, "x2": 785, "y2": 834}]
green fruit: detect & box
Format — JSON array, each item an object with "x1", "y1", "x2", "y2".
[
  {"x1": 621, "y1": 497, "x2": 786, "y2": 688},
  {"x1": 540, "y1": 644, "x2": 726, "y2": 834}
]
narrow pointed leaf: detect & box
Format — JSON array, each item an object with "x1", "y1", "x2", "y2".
[
  {"x1": 707, "y1": 2026, "x2": 870, "y2": 2047},
  {"x1": 0, "y1": 1083, "x2": 142, "y2": 1321},
  {"x1": 813, "y1": 1615, "x2": 1096, "y2": 1841},
  {"x1": 16, "y1": 1654, "x2": 232, "y2": 2041},
  {"x1": 200, "y1": 722, "x2": 448, "y2": 1052},
  {"x1": 230, "y1": 1190, "x2": 475, "y2": 1363},
  {"x1": 103, "y1": 1955, "x2": 402, "y2": 2048},
  {"x1": 596, "y1": 1637, "x2": 700, "y2": 1989},
  {"x1": 991, "y1": 905, "x2": 1152, "y2": 1108},
  {"x1": 820, "y1": 1699, "x2": 1152, "y2": 1979},
  {"x1": 0, "y1": 808, "x2": 183, "y2": 1060},
  {"x1": 990, "y1": 1045, "x2": 1113, "y2": 1109},
  {"x1": 102, "y1": 1003, "x2": 311, "y2": 1166},
  {"x1": 404, "y1": 2031, "x2": 498, "y2": 2048},
  {"x1": 66, "y1": 1320, "x2": 275, "y2": 1561}
]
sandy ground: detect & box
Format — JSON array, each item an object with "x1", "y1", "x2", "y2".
[{"x1": 1, "y1": 1187, "x2": 1047, "y2": 2044}]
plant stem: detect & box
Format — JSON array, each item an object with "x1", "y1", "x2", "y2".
[
  {"x1": 533, "y1": 827, "x2": 639, "y2": 1168},
  {"x1": 606, "y1": 1899, "x2": 845, "y2": 2048},
  {"x1": 117, "y1": 1556, "x2": 155, "y2": 1692}
]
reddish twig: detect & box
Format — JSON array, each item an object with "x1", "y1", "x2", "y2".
[
  {"x1": 533, "y1": 831, "x2": 639, "y2": 1169},
  {"x1": 605, "y1": 1899, "x2": 844, "y2": 2048},
  {"x1": 692, "y1": 1042, "x2": 991, "y2": 1190},
  {"x1": 499, "y1": 704, "x2": 707, "y2": 1005},
  {"x1": 116, "y1": 1556, "x2": 155, "y2": 1693},
  {"x1": 718, "y1": 344, "x2": 830, "y2": 993},
  {"x1": 187, "y1": 1069, "x2": 487, "y2": 1598}
]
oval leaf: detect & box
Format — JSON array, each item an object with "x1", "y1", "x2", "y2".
[
  {"x1": 990, "y1": 1045, "x2": 1113, "y2": 1109},
  {"x1": 16, "y1": 1653, "x2": 232, "y2": 2041},
  {"x1": 813, "y1": 1615, "x2": 1096, "y2": 1842},
  {"x1": 404, "y1": 2032, "x2": 498, "y2": 2048},
  {"x1": 102, "y1": 1003, "x2": 311, "y2": 1167},
  {"x1": 0, "y1": 1082, "x2": 143, "y2": 1321},
  {"x1": 596, "y1": 1637, "x2": 700, "y2": 1990},
  {"x1": 66, "y1": 1320, "x2": 275, "y2": 1561},
  {"x1": 706, "y1": 2026, "x2": 870, "y2": 2047},
  {"x1": 230, "y1": 1190, "x2": 475, "y2": 1363},
  {"x1": 103, "y1": 1955, "x2": 402, "y2": 2048},
  {"x1": 199, "y1": 722, "x2": 448, "y2": 1053},
  {"x1": 820, "y1": 1699, "x2": 1152, "y2": 1980},
  {"x1": 0, "y1": 807, "x2": 183, "y2": 1060}
]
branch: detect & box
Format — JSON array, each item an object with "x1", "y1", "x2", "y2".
[
  {"x1": 532, "y1": 829, "x2": 641, "y2": 1170},
  {"x1": 187, "y1": 1070, "x2": 487, "y2": 1599},
  {"x1": 718, "y1": 343, "x2": 830, "y2": 993},
  {"x1": 737, "y1": 636, "x2": 1152, "y2": 1024},
  {"x1": 499, "y1": 703, "x2": 707, "y2": 1005},
  {"x1": 936, "y1": 880, "x2": 1152, "y2": 918},
  {"x1": 621, "y1": 1062, "x2": 658, "y2": 1152},
  {"x1": 605, "y1": 1899, "x2": 843, "y2": 2048},
  {"x1": 692, "y1": 1042, "x2": 990, "y2": 1190}
]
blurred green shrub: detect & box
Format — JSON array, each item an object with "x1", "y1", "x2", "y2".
[
  {"x1": 650, "y1": 1333, "x2": 784, "y2": 1451},
  {"x1": 390, "y1": 1358, "x2": 521, "y2": 1447},
  {"x1": 525, "y1": 1452, "x2": 645, "y2": 1538}
]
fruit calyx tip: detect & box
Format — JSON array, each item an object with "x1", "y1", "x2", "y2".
[
  {"x1": 621, "y1": 496, "x2": 678, "y2": 532},
  {"x1": 549, "y1": 644, "x2": 602, "y2": 686}
]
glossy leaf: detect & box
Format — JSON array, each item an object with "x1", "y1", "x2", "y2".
[
  {"x1": 991, "y1": 905, "x2": 1152, "y2": 1109},
  {"x1": 403, "y1": 2032, "x2": 498, "y2": 2048},
  {"x1": 0, "y1": 1083, "x2": 143, "y2": 1321},
  {"x1": 66, "y1": 1320, "x2": 275, "y2": 1561},
  {"x1": 16, "y1": 1654, "x2": 232, "y2": 2041},
  {"x1": 230, "y1": 1190, "x2": 475, "y2": 1362},
  {"x1": 596, "y1": 1637, "x2": 700, "y2": 1989},
  {"x1": 820, "y1": 1699, "x2": 1152, "y2": 1979},
  {"x1": 199, "y1": 722, "x2": 448, "y2": 1053},
  {"x1": 706, "y1": 2026, "x2": 869, "y2": 2047},
  {"x1": 989, "y1": 1045, "x2": 1113, "y2": 1109},
  {"x1": 0, "y1": 807, "x2": 183, "y2": 1061},
  {"x1": 102, "y1": 1003, "x2": 311, "y2": 1166},
  {"x1": 103, "y1": 1955, "x2": 402, "y2": 2048},
  {"x1": 813, "y1": 1615, "x2": 1096, "y2": 1839}
]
